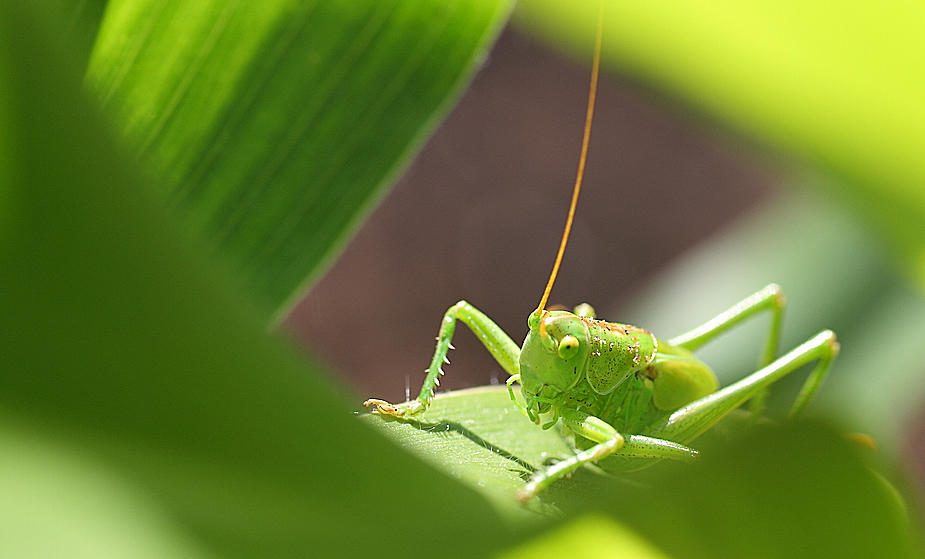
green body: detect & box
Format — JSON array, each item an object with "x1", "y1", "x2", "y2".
[
  {"x1": 518, "y1": 310, "x2": 716, "y2": 441},
  {"x1": 365, "y1": 284, "x2": 839, "y2": 501}
]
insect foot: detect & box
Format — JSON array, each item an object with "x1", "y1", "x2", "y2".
[{"x1": 363, "y1": 398, "x2": 425, "y2": 418}]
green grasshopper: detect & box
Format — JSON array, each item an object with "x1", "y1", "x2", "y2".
[{"x1": 364, "y1": 9, "x2": 839, "y2": 503}]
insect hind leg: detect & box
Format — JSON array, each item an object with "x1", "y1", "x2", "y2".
[
  {"x1": 668, "y1": 284, "x2": 785, "y2": 368},
  {"x1": 667, "y1": 284, "x2": 787, "y2": 415},
  {"x1": 645, "y1": 330, "x2": 839, "y2": 446}
]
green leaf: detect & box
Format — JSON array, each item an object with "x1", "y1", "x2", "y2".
[
  {"x1": 364, "y1": 387, "x2": 923, "y2": 558},
  {"x1": 499, "y1": 514, "x2": 675, "y2": 559},
  {"x1": 0, "y1": 3, "x2": 516, "y2": 557},
  {"x1": 362, "y1": 387, "x2": 573, "y2": 521},
  {"x1": 0, "y1": 424, "x2": 211, "y2": 559},
  {"x1": 49, "y1": 0, "x2": 110, "y2": 68},
  {"x1": 87, "y1": 0, "x2": 513, "y2": 319},
  {"x1": 612, "y1": 421, "x2": 920, "y2": 559}
]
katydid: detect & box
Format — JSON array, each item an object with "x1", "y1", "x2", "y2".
[{"x1": 364, "y1": 8, "x2": 838, "y2": 503}]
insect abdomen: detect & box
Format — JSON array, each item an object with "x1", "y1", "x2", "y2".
[{"x1": 649, "y1": 342, "x2": 718, "y2": 411}]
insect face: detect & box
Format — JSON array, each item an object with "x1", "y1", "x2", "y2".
[{"x1": 518, "y1": 311, "x2": 592, "y2": 420}]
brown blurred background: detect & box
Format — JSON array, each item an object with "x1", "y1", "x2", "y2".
[{"x1": 285, "y1": 26, "x2": 777, "y2": 403}]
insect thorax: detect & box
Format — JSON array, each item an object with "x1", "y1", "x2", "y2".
[
  {"x1": 581, "y1": 319, "x2": 657, "y2": 395},
  {"x1": 563, "y1": 365, "x2": 663, "y2": 436}
]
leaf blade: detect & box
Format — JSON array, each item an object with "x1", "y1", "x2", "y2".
[{"x1": 88, "y1": 0, "x2": 514, "y2": 318}]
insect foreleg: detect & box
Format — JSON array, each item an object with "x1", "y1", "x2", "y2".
[
  {"x1": 518, "y1": 410, "x2": 698, "y2": 502},
  {"x1": 518, "y1": 411, "x2": 623, "y2": 501},
  {"x1": 365, "y1": 300, "x2": 519, "y2": 417},
  {"x1": 646, "y1": 329, "x2": 839, "y2": 445}
]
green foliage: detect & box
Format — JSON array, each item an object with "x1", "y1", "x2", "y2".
[
  {"x1": 0, "y1": 1, "x2": 514, "y2": 558},
  {"x1": 371, "y1": 387, "x2": 919, "y2": 558},
  {"x1": 87, "y1": 0, "x2": 512, "y2": 319},
  {"x1": 1, "y1": 0, "x2": 924, "y2": 557}
]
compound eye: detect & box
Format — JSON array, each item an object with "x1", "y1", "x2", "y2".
[{"x1": 557, "y1": 335, "x2": 580, "y2": 360}]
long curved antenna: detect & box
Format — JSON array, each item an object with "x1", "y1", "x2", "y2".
[{"x1": 535, "y1": 3, "x2": 605, "y2": 314}]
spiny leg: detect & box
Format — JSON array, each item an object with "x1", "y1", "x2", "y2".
[
  {"x1": 667, "y1": 284, "x2": 786, "y2": 415},
  {"x1": 645, "y1": 329, "x2": 839, "y2": 446},
  {"x1": 364, "y1": 300, "x2": 520, "y2": 417}
]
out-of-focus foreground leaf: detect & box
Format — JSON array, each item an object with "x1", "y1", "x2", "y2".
[
  {"x1": 50, "y1": 0, "x2": 109, "y2": 67},
  {"x1": 87, "y1": 0, "x2": 512, "y2": 319},
  {"x1": 515, "y1": 0, "x2": 925, "y2": 289},
  {"x1": 0, "y1": 2, "x2": 517, "y2": 557}
]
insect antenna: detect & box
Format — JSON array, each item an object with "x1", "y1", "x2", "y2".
[{"x1": 535, "y1": 4, "x2": 605, "y2": 315}]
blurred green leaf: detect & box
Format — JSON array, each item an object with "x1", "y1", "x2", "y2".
[
  {"x1": 515, "y1": 0, "x2": 925, "y2": 289},
  {"x1": 0, "y1": 424, "x2": 211, "y2": 559},
  {"x1": 87, "y1": 0, "x2": 513, "y2": 319},
  {"x1": 0, "y1": 2, "x2": 517, "y2": 557},
  {"x1": 499, "y1": 514, "x2": 674, "y2": 559},
  {"x1": 611, "y1": 420, "x2": 920, "y2": 559},
  {"x1": 52, "y1": 0, "x2": 110, "y2": 67}
]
